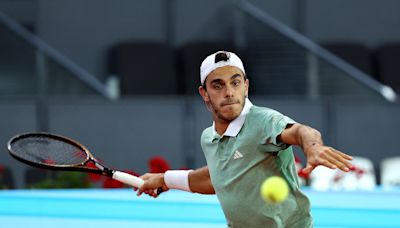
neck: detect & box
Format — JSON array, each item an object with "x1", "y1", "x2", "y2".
[{"x1": 214, "y1": 117, "x2": 231, "y2": 135}]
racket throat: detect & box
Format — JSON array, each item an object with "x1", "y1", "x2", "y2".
[
  {"x1": 92, "y1": 162, "x2": 114, "y2": 177},
  {"x1": 103, "y1": 169, "x2": 115, "y2": 177}
]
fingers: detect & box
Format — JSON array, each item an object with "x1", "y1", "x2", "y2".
[
  {"x1": 301, "y1": 165, "x2": 315, "y2": 175},
  {"x1": 136, "y1": 174, "x2": 151, "y2": 196},
  {"x1": 310, "y1": 149, "x2": 338, "y2": 170},
  {"x1": 137, "y1": 184, "x2": 157, "y2": 197},
  {"x1": 305, "y1": 146, "x2": 354, "y2": 174},
  {"x1": 298, "y1": 168, "x2": 310, "y2": 178},
  {"x1": 303, "y1": 155, "x2": 339, "y2": 176},
  {"x1": 137, "y1": 186, "x2": 144, "y2": 196},
  {"x1": 136, "y1": 173, "x2": 166, "y2": 198},
  {"x1": 327, "y1": 149, "x2": 353, "y2": 172},
  {"x1": 333, "y1": 149, "x2": 353, "y2": 160}
]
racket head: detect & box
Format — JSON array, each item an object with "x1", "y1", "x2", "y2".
[{"x1": 7, "y1": 132, "x2": 102, "y2": 174}]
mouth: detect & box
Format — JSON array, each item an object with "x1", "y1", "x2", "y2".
[{"x1": 221, "y1": 100, "x2": 240, "y2": 107}]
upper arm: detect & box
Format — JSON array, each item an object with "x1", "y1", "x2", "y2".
[{"x1": 278, "y1": 123, "x2": 302, "y2": 145}]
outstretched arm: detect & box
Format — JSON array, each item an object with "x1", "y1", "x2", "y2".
[
  {"x1": 137, "y1": 166, "x2": 215, "y2": 197},
  {"x1": 188, "y1": 166, "x2": 215, "y2": 194},
  {"x1": 279, "y1": 123, "x2": 353, "y2": 175}
]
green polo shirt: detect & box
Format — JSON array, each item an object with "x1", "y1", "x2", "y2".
[{"x1": 200, "y1": 99, "x2": 312, "y2": 227}]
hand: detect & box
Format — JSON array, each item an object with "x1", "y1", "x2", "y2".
[
  {"x1": 302, "y1": 144, "x2": 353, "y2": 175},
  {"x1": 136, "y1": 173, "x2": 169, "y2": 198}
]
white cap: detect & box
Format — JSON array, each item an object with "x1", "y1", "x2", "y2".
[{"x1": 200, "y1": 51, "x2": 245, "y2": 85}]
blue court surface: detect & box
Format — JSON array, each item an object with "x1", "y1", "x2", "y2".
[{"x1": 0, "y1": 188, "x2": 399, "y2": 228}]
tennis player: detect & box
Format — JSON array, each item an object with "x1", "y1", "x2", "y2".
[{"x1": 138, "y1": 51, "x2": 353, "y2": 227}]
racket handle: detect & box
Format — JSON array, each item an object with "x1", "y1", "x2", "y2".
[
  {"x1": 112, "y1": 171, "x2": 144, "y2": 187},
  {"x1": 112, "y1": 171, "x2": 164, "y2": 195}
]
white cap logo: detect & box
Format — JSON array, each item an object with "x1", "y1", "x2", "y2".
[{"x1": 200, "y1": 51, "x2": 245, "y2": 85}]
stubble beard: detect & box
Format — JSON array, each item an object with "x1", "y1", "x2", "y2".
[{"x1": 209, "y1": 95, "x2": 246, "y2": 123}]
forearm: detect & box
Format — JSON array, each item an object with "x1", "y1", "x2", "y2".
[
  {"x1": 296, "y1": 125, "x2": 323, "y2": 152},
  {"x1": 188, "y1": 166, "x2": 215, "y2": 194},
  {"x1": 162, "y1": 166, "x2": 214, "y2": 194},
  {"x1": 280, "y1": 124, "x2": 323, "y2": 154}
]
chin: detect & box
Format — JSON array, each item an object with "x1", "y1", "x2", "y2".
[
  {"x1": 214, "y1": 103, "x2": 243, "y2": 121},
  {"x1": 220, "y1": 110, "x2": 241, "y2": 121}
]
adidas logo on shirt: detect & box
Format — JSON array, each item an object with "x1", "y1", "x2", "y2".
[{"x1": 233, "y1": 150, "x2": 243, "y2": 159}]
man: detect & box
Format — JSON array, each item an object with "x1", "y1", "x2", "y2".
[{"x1": 138, "y1": 51, "x2": 353, "y2": 227}]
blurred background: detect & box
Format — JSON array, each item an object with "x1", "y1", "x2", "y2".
[{"x1": 0, "y1": 0, "x2": 399, "y2": 191}]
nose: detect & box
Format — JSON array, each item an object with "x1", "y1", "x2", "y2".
[{"x1": 224, "y1": 85, "x2": 234, "y2": 98}]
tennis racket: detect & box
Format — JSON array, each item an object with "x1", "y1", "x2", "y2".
[{"x1": 7, "y1": 132, "x2": 162, "y2": 194}]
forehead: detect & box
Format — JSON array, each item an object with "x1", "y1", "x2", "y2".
[{"x1": 206, "y1": 66, "x2": 244, "y2": 83}]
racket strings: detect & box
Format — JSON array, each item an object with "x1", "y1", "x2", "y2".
[{"x1": 10, "y1": 135, "x2": 88, "y2": 166}]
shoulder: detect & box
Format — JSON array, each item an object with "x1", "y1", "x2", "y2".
[
  {"x1": 247, "y1": 105, "x2": 296, "y2": 135},
  {"x1": 201, "y1": 126, "x2": 213, "y2": 141},
  {"x1": 201, "y1": 126, "x2": 213, "y2": 136},
  {"x1": 248, "y1": 105, "x2": 284, "y2": 121}
]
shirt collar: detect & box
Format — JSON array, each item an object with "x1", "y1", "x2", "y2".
[{"x1": 212, "y1": 98, "x2": 253, "y2": 138}]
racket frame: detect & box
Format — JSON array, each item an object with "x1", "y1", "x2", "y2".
[
  {"x1": 7, "y1": 132, "x2": 114, "y2": 177},
  {"x1": 7, "y1": 132, "x2": 162, "y2": 194}
]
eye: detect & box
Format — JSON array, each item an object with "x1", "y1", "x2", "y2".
[
  {"x1": 213, "y1": 83, "x2": 222, "y2": 90},
  {"x1": 232, "y1": 80, "x2": 241, "y2": 87}
]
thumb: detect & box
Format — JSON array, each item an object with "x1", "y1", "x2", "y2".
[
  {"x1": 301, "y1": 164, "x2": 315, "y2": 175},
  {"x1": 298, "y1": 168, "x2": 310, "y2": 179},
  {"x1": 137, "y1": 183, "x2": 147, "y2": 196}
]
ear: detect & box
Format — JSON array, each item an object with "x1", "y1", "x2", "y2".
[
  {"x1": 199, "y1": 86, "x2": 214, "y2": 112},
  {"x1": 198, "y1": 86, "x2": 210, "y2": 102},
  {"x1": 244, "y1": 78, "x2": 249, "y2": 98}
]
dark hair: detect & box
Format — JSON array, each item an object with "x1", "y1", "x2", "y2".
[{"x1": 214, "y1": 52, "x2": 230, "y2": 63}]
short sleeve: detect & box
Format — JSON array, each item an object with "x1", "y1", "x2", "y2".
[
  {"x1": 260, "y1": 110, "x2": 296, "y2": 151},
  {"x1": 268, "y1": 114, "x2": 296, "y2": 145}
]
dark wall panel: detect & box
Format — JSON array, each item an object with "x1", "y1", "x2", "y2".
[
  {"x1": 0, "y1": 100, "x2": 37, "y2": 188},
  {"x1": 334, "y1": 102, "x2": 400, "y2": 176},
  {"x1": 48, "y1": 98, "x2": 186, "y2": 174}
]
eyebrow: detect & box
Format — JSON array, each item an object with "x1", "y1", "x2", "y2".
[
  {"x1": 209, "y1": 73, "x2": 243, "y2": 84},
  {"x1": 231, "y1": 74, "x2": 242, "y2": 79}
]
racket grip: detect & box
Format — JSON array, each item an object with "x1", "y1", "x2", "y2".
[
  {"x1": 112, "y1": 171, "x2": 144, "y2": 188},
  {"x1": 112, "y1": 171, "x2": 164, "y2": 196}
]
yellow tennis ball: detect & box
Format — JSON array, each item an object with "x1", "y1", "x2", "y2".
[{"x1": 260, "y1": 176, "x2": 289, "y2": 203}]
